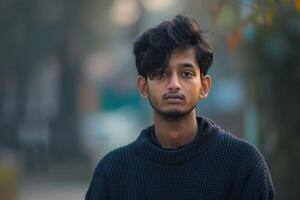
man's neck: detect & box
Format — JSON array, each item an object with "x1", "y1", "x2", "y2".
[{"x1": 153, "y1": 111, "x2": 198, "y2": 149}]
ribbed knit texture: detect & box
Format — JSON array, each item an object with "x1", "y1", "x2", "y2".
[{"x1": 85, "y1": 117, "x2": 275, "y2": 200}]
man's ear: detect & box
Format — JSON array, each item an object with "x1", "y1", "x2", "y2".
[
  {"x1": 136, "y1": 75, "x2": 148, "y2": 98},
  {"x1": 199, "y1": 75, "x2": 211, "y2": 99}
]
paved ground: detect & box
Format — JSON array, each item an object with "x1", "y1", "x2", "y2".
[{"x1": 19, "y1": 177, "x2": 88, "y2": 200}]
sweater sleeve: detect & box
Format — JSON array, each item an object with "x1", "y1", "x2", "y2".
[
  {"x1": 240, "y1": 149, "x2": 275, "y2": 200},
  {"x1": 85, "y1": 160, "x2": 110, "y2": 200}
]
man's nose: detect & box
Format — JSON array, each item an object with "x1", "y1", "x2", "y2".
[{"x1": 167, "y1": 73, "x2": 181, "y2": 91}]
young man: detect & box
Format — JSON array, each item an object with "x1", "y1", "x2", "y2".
[{"x1": 85, "y1": 15, "x2": 275, "y2": 200}]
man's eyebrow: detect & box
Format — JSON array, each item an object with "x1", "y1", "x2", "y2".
[{"x1": 176, "y1": 62, "x2": 196, "y2": 68}]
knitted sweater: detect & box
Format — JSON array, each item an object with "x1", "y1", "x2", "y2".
[{"x1": 85, "y1": 117, "x2": 275, "y2": 200}]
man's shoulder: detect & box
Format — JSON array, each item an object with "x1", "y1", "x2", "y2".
[
  {"x1": 212, "y1": 128, "x2": 275, "y2": 198},
  {"x1": 214, "y1": 128, "x2": 266, "y2": 165},
  {"x1": 202, "y1": 116, "x2": 262, "y2": 158}
]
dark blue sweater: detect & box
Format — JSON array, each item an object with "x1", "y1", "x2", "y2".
[{"x1": 85, "y1": 117, "x2": 275, "y2": 200}]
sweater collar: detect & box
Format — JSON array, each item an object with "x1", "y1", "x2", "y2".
[{"x1": 132, "y1": 116, "x2": 219, "y2": 165}]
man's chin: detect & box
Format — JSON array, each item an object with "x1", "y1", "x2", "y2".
[
  {"x1": 148, "y1": 98, "x2": 197, "y2": 120},
  {"x1": 158, "y1": 109, "x2": 190, "y2": 119}
]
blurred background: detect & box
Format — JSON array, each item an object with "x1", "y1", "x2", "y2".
[{"x1": 0, "y1": 0, "x2": 299, "y2": 199}]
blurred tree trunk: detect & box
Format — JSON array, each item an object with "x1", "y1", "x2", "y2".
[
  {"x1": 241, "y1": 5, "x2": 300, "y2": 200},
  {"x1": 213, "y1": 0, "x2": 300, "y2": 198}
]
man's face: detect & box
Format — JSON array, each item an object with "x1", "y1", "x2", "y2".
[{"x1": 137, "y1": 47, "x2": 211, "y2": 119}]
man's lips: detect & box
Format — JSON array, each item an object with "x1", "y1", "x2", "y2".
[
  {"x1": 163, "y1": 93, "x2": 185, "y2": 103},
  {"x1": 163, "y1": 93, "x2": 185, "y2": 99}
]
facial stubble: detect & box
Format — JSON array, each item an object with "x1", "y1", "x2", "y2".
[{"x1": 147, "y1": 86, "x2": 198, "y2": 121}]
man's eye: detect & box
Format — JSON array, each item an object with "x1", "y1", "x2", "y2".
[
  {"x1": 149, "y1": 71, "x2": 168, "y2": 80},
  {"x1": 181, "y1": 71, "x2": 194, "y2": 78}
]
